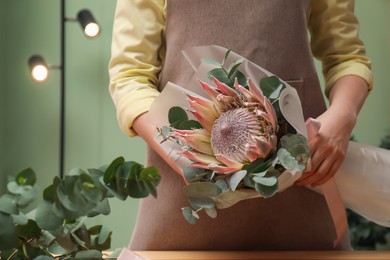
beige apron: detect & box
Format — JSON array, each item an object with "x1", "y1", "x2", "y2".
[{"x1": 129, "y1": 0, "x2": 351, "y2": 250}]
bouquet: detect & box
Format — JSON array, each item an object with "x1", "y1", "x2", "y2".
[
  {"x1": 149, "y1": 45, "x2": 390, "y2": 229},
  {"x1": 154, "y1": 48, "x2": 314, "y2": 224}
]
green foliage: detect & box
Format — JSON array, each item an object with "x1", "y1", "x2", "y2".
[
  {"x1": 379, "y1": 130, "x2": 390, "y2": 149},
  {"x1": 202, "y1": 50, "x2": 246, "y2": 88},
  {"x1": 168, "y1": 106, "x2": 202, "y2": 130},
  {"x1": 0, "y1": 157, "x2": 160, "y2": 259}
]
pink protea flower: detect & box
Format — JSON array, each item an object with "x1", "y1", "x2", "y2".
[{"x1": 174, "y1": 77, "x2": 278, "y2": 174}]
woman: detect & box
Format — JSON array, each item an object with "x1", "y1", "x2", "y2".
[{"x1": 109, "y1": 0, "x2": 372, "y2": 250}]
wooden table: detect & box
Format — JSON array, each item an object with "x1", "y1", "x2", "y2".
[{"x1": 117, "y1": 250, "x2": 390, "y2": 259}]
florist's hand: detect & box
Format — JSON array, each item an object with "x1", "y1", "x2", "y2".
[
  {"x1": 296, "y1": 75, "x2": 369, "y2": 187},
  {"x1": 296, "y1": 107, "x2": 356, "y2": 187}
]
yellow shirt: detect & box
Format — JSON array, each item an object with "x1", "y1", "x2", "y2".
[{"x1": 109, "y1": 0, "x2": 373, "y2": 136}]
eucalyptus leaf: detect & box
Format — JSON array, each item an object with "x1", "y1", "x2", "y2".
[
  {"x1": 189, "y1": 197, "x2": 215, "y2": 209},
  {"x1": 17, "y1": 185, "x2": 39, "y2": 207},
  {"x1": 183, "y1": 182, "x2": 222, "y2": 199},
  {"x1": 74, "y1": 249, "x2": 103, "y2": 259},
  {"x1": 15, "y1": 168, "x2": 36, "y2": 186},
  {"x1": 47, "y1": 241, "x2": 68, "y2": 256},
  {"x1": 11, "y1": 211, "x2": 28, "y2": 225},
  {"x1": 177, "y1": 119, "x2": 203, "y2": 130},
  {"x1": 204, "y1": 207, "x2": 218, "y2": 219},
  {"x1": 230, "y1": 69, "x2": 247, "y2": 87},
  {"x1": 68, "y1": 168, "x2": 87, "y2": 176},
  {"x1": 43, "y1": 177, "x2": 61, "y2": 202},
  {"x1": 222, "y1": 49, "x2": 232, "y2": 65},
  {"x1": 269, "y1": 82, "x2": 285, "y2": 99},
  {"x1": 7, "y1": 181, "x2": 26, "y2": 195},
  {"x1": 17, "y1": 219, "x2": 41, "y2": 238},
  {"x1": 39, "y1": 230, "x2": 57, "y2": 248},
  {"x1": 33, "y1": 255, "x2": 55, "y2": 260},
  {"x1": 277, "y1": 148, "x2": 305, "y2": 171},
  {"x1": 0, "y1": 212, "x2": 19, "y2": 250},
  {"x1": 182, "y1": 207, "x2": 197, "y2": 224},
  {"x1": 255, "y1": 182, "x2": 278, "y2": 198},
  {"x1": 103, "y1": 157, "x2": 125, "y2": 185},
  {"x1": 183, "y1": 167, "x2": 207, "y2": 183},
  {"x1": 35, "y1": 200, "x2": 64, "y2": 230},
  {"x1": 214, "y1": 190, "x2": 254, "y2": 209},
  {"x1": 259, "y1": 76, "x2": 281, "y2": 98},
  {"x1": 227, "y1": 58, "x2": 244, "y2": 78},
  {"x1": 97, "y1": 225, "x2": 111, "y2": 245},
  {"x1": 0, "y1": 194, "x2": 17, "y2": 214},
  {"x1": 252, "y1": 176, "x2": 278, "y2": 187},
  {"x1": 160, "y1": 125, "x2": 171, "y2": 139},
  {"x1": 106, "y1": 248, "x2": 123, "y2": 259},
  {"x1": 280, "y1": 134, "x2": 310, "y2": 165},
  {"x1": 88, "y1": 198, "x2": 111, "y2": 217},
  {"x1": 144, "y1": 181, "x2": 158, "y2": 198},
  {"x1": 168, "y1": 106, "x2": 188, "y2": 125},
  {"x1": 201, "y1": 57, "x2": 221, "y2": 66},
  {"x1": 207, "y1": 68, "x2": 232, "y2": 87},
  {"x1": 228, "y1": 170, "x2": 247, "y2": 191},
  {"x1": 214, "y1": 179, "x2": 229, "y2": 192},
  {"x1": 244, "y1": 157, "x2": 272, "y2": 174}
]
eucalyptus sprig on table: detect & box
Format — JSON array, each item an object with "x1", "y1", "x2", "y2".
[{"x1": 0, "y1": 157, "x2": 160, "y2": 259}]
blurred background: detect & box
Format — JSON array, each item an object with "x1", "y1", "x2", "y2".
[{"x1": 0, "y1": 0, "x2": 389, "y2": 250}]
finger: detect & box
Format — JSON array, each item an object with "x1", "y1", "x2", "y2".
[
  {"x1": 297, "y1": 146, "x2": 330, "y2": 185},
  {"x1": 312, "y1": 157, "x2": 343, "y2": 187}
]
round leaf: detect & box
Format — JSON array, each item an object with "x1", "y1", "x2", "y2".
[
  {"x1": 181, "y1": 207, "x2": 197, "y2": 225},
  {"x1": 74, "y1": 249, "x2": 102, "y2": 259},
  {"x1": 15, "y1": 168, "x2": 36, "y2": 186},
  {"x1": 0, "y1": 212, "x2": 19, "y2": 250},
  {"x1": 168, "y1": 106, "x2": 188, "y2": 125},
  {"x1": 260, "y1": 76, "x2": 281, "y2": 98},
  {"x1": 183, "y1": 182, "x2": 222, "y2": 199},
  {"x1": 0, "y1": 194, "x2": 18, "y2": 214},
  {"x1": 35, "y1": 200, "x2": 64, "y2": 230},
  {"x1": 214, "y1": 190, "x2": 254, "y2": 209}
]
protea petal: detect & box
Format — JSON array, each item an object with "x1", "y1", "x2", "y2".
[
  {"x1": 179, "y1": 150, "x2": 220, "y2": 165},
  {"x1": 175, "y1": 134, "x2": 213, "y2": 155},
  {"x1": 188, "y1": 98, "x2": 218, "y2": 126},
  {"x1": 208, "y1": 163, "x2": 241, "y2": 174},
  {"x1": 215, "y1": 154, "x2": 244, "y2": 169},
  {"x1": 245, "y1": 148, "x2": 258, "y2": 162},
  {"x1": 172, "y1": 129, "x2": 211, "y2": 143},
  {"x1": 248, "y1": 80, "x2": 267, "y2": 107},
  {"x1": 212, "y1": 77, "x2": 238, "y2": 97},
  {"x1": 263, "y1": 97, "x2": 278, "y2": 129},
  {"x1": 191, "y1": 111, "x2": 214, "y2": 132},
  {"x1": 251, "y1": 136, "x2": 273, "y2": 158},
  {"x1": 198, "y1": 80, "x2": 224, "y2": 110},
  {"x1": 235, "y1": 78, "x2": 254, "y2": 101},
  {"x1": 216, "y1": 94, "x2": 236, "y2": 103},
  {"x1": 187, "y1": 94, "x2": 218, "y2": 116}
]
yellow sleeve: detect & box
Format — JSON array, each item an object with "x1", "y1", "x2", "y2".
[
  {"x1": 109, "y1": 0, "x2": 166, "y2": 136},
  {"x1": 308, "y1": 0, "x2": 373, "y2": 97}
]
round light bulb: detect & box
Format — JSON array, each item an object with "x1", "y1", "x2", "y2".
[
  {"x1": 32, "y1": 65, "x2": 48, "y2": 82},
  {"x1": 84, "y1": 23, "x2": 100, "y2": 38}
]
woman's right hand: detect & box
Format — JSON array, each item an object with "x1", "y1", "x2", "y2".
[{"x1": 132, "y1": 112, "x2": 185, "y2": 177}]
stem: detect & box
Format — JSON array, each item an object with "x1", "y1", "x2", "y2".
[{"x1": 7, "y1": 249, "x2": 18, "y2": 260}]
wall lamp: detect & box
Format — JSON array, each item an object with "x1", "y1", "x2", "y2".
[{"x1": 27, "y1": 1, "x2": 100, "y2": 178}]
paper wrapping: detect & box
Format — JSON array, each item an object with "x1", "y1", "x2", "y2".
[{"x1": 149, "y1": 45, "x2": 390, "y2": 227}]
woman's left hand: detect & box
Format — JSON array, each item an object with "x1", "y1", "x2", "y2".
[
  {"x1": 296, "y1": 75, "x2": 369, "y2": 187},
  {"x1": 296, "y1": 107, "x2": 355, "y2": 187}
]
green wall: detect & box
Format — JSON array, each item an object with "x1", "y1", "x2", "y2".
[
  {"x1": 0, "y1": 0, "x2": 389, "y2": 250},
  {"x1": 353, "y1": 0, "x2": 390, "y2": 144},
  {"x1": 0, "y1": 0, "x2": 5, "y2": 194}
]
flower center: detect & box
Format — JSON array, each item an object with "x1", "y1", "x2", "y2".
[{"x1": 211, "y1": 108, "x2": 260, "y2": 163}]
